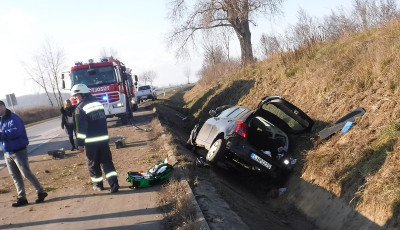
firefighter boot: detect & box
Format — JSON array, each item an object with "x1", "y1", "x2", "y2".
[
  {"x1": 93, "y1": 183, "x2": 104, "y2": 192},
  {"x1": 110, "y1": 183, "x2": 119, "y2": 193}
]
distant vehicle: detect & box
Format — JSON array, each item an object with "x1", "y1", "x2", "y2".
[
  {"x1": 186, "y1": 96, "x2": 314, "y2": 177},
  {"x1": 62, "y1": 57, "x2": 138, "y2": 124},
  {"x1": 136, "y1": 85, "x2": 157, "y2": 102}
]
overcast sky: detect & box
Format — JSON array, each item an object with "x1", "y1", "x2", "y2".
[{"x1": 0, "y1": 0, "x2": 351, "y2": 98}]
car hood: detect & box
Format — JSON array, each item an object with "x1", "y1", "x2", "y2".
[{"x1": 255, "y1": 96, "x2": 314, "y2": 135}]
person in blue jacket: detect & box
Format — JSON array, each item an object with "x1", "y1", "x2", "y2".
[{"x1": 0, "y1": 100, "x2": 48, "y2": 207}]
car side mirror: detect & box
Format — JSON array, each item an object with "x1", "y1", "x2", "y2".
[{"x1": 209, "y1": 110, "x2": 217, "y2": 117}]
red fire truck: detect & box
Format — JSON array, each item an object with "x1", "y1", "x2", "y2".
[{"x1": 62, "y1": 57, "x2": 138, "y2": 124}]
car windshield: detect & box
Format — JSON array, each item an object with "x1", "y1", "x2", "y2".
[{"x1": 71, "y1": 66, "x2": 116, "y2": 87}]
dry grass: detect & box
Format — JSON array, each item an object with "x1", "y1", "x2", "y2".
[
  {"x1": 158, "y1": 178, "x2": 202, "y2": 230},
  {"x1": 160, "y1": 19, "x2": 400, "y2": 227},
  {"x1": 15, "y1": 106, "x2": 60, "y2": 125},
  {"x1": 150, "y1": 117, "x2": 204, "y2": 230}
]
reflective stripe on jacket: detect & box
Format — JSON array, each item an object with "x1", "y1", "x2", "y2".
[{"x1": 75, "y1": 94, "x2": 109, "y2": 146}]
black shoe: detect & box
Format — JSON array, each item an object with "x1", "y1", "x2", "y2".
[
  {"x1": 110, "y1": 184, "x2": 120, "y2": 193},
  {"x1": 93, "y1": 185, "x2": 104, "y2": 191},
  {"x1": 12, "y1": 198, "x2": 28, "y2": 207},
  {"x1": 36, "y1": 191, "x2": 48, "y2": 203},
  {"x1": 71, "y1": 147, "x2": 76, "y2": 151}
]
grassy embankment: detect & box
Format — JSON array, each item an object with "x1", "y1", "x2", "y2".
[
  {"x1": 15, "y1": 106, "x2": 60, "y2": 126},
  {"x1": 160, "y1": 20, "x2": 400, "y2": 227}
]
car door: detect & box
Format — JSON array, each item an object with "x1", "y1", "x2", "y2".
[
  {"x1": 255, "y1": 96, "x2": 314, "y2": 135},
  {"x1": 196, "y1": 106, "x2": 239, "y2": 147}
]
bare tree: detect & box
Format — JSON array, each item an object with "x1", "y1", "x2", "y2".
[
  {"x1": 202, "y1": 39, "x2": 225, "y2": 67},
  {"x1": 41, "y1": 39, "x2": 66, "y2": 107},
  {"x1": 100, "y1": 47, "x2": 119, "y2": 59},
  {"x1": 22, "y1": 56, "x2": 54, "y2": 106},
  {"x1": 219, "y1": 26, "x2": 234, "y2": 62},
  {"x1": 259, "y1": 33, "x2": 281, "y2": 57},
  {"x1": 22, "y1": 39, "x2": 66, "y2": 107},
  {"x1": 140, "y1": 70, "x2": 158, "y2": 85},
  {"x1": 184, "y1": 66, "x2": 191, "y2": 84},
  {"x1": 167, "y1": 0, "x2": 284, "y2": 66}
]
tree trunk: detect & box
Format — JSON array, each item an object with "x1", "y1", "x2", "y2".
[{"x1": 234, "y1": 21, "x2": 254, "y2": 65}]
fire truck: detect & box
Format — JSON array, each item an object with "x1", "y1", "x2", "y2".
[{"x1": 62, "y1": 57, "x2": 138, "y2": 124}]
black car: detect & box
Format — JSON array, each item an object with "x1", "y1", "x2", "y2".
[{"x1": 187, "y1": 96, "x2": 314, "y2": 175}]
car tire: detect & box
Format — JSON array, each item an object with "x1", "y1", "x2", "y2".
[{"x1": 206, "y1": 138, "x2": 225, "y2": 163}]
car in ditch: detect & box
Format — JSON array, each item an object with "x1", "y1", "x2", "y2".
[{"x1": 187, "y1": 96, "x2": 314, "y2": 176}]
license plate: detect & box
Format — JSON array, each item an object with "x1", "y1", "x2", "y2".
[{"x1": 251, "y1": 153, "x2": 272, "y2": 170}]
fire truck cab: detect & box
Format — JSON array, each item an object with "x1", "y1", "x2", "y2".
[{"x1": 62, "y1": 57, "x2": 138, "y2": 124}]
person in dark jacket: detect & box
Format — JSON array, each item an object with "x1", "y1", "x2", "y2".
[
  {"x1": 0, "y1": 100, "x2": 48, "y2": 207},
  {"x1": 71, "y1": 84, "x2": 119, "y2": 193},
  {"x1": 61, "y1": 99, "x2": 77, "y2": 151}
]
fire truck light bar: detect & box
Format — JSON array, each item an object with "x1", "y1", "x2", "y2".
[
  {"x1": 101, "y1": 58, "x2": 108, "y2": 62},
  {"x1": 75, "y1": 62, "x2": 83, "y2": 66}
]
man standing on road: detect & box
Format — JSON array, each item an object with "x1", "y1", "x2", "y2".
[
  {"x1": 0, "y1": 100, "x2": 48, "y2": 207},
  {"x1": 71, "y1": 84, "x2": 120, "y2": 193}
]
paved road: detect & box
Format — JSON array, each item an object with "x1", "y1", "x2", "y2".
[{"x1": 0, "y1": 118, "x2": 70, "y2": 168}]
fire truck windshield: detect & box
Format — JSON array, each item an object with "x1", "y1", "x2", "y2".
[{"x1": 71, "y1": 66, "x2": 116, "y2": 87}]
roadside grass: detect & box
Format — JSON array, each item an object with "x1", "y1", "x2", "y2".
[
  {"x1": 147, "y1": 116, "x2": 204, "y2": 229},
  {"x1": 15, "y1": 106, "x2": 60, "y2": 126},
  {"x1": 158, "y1": 178, "x2": 202, "y2": 230},
  {"x1": 0, "y1": 188, "x2": 10, "y2": 194},
  {"x1": 157, "y1": 20, "x2": 400, "y2": 227}
]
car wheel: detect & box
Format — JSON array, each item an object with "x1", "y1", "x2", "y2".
[{"x1": 206, "y1": 138, "x2": 225, "y2": 163}]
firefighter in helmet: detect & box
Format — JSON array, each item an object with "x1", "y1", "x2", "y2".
[{"x1": 71, "y1": 84, "x2": 119, "y2": 193}]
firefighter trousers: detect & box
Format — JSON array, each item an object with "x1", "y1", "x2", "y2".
[{"x1": 85, "y1": 142, "x2": 118, "y2": 188}]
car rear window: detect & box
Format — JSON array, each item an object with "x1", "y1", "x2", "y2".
[
  {"x1": 139, "y1": 86, "x2": 150, "y2": 90},
  {"x1": 227, "y1": 107, "x2": 246, "y2": 118},
  {"x1": 218, "y1": 107, "x2": 238, "y2": 118},
  {"x1": 218, "y1": 107, "x2": 246, "y2": 119},
  {"x1": 261, "y1": 103, "x2": 304, "y2": 131}
]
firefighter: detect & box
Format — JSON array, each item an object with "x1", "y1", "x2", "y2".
[{"x1": 70, "y1": 84, "x2": 119, "y2": 193}]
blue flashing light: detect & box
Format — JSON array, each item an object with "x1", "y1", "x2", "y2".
[
  {"x1": 101, "y1": 58, "x2": 108, "y2": 62},
  {"x1": 102, "y1": 95, "x2": 108, "y2": 101},
  {"x1": 75, "y1": 62, "x2": 83, "y2": 66}
]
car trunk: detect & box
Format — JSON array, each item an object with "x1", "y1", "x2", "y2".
[
  {"x1": 246, "y1": 115, "x2": 289, "y2": 156},
  {"x1": 246, "y1": 96, "x2": 314, "y2": 155}
]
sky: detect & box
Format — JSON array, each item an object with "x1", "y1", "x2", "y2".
[{"x1": 0, "y1": 0, "x2": 352, "y2": 98}]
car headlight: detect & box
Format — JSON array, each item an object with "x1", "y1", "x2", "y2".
[
  {"x1": 113, "y1": 102, "x2": 125, "y2": 108},
  {"x1": 283, "y1": 159, "x2": 290, "y2": 165}
]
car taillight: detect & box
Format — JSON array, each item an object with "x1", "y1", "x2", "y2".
[{"x1": 234, "y1": 121, "x2": 247, "y2": 138}]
